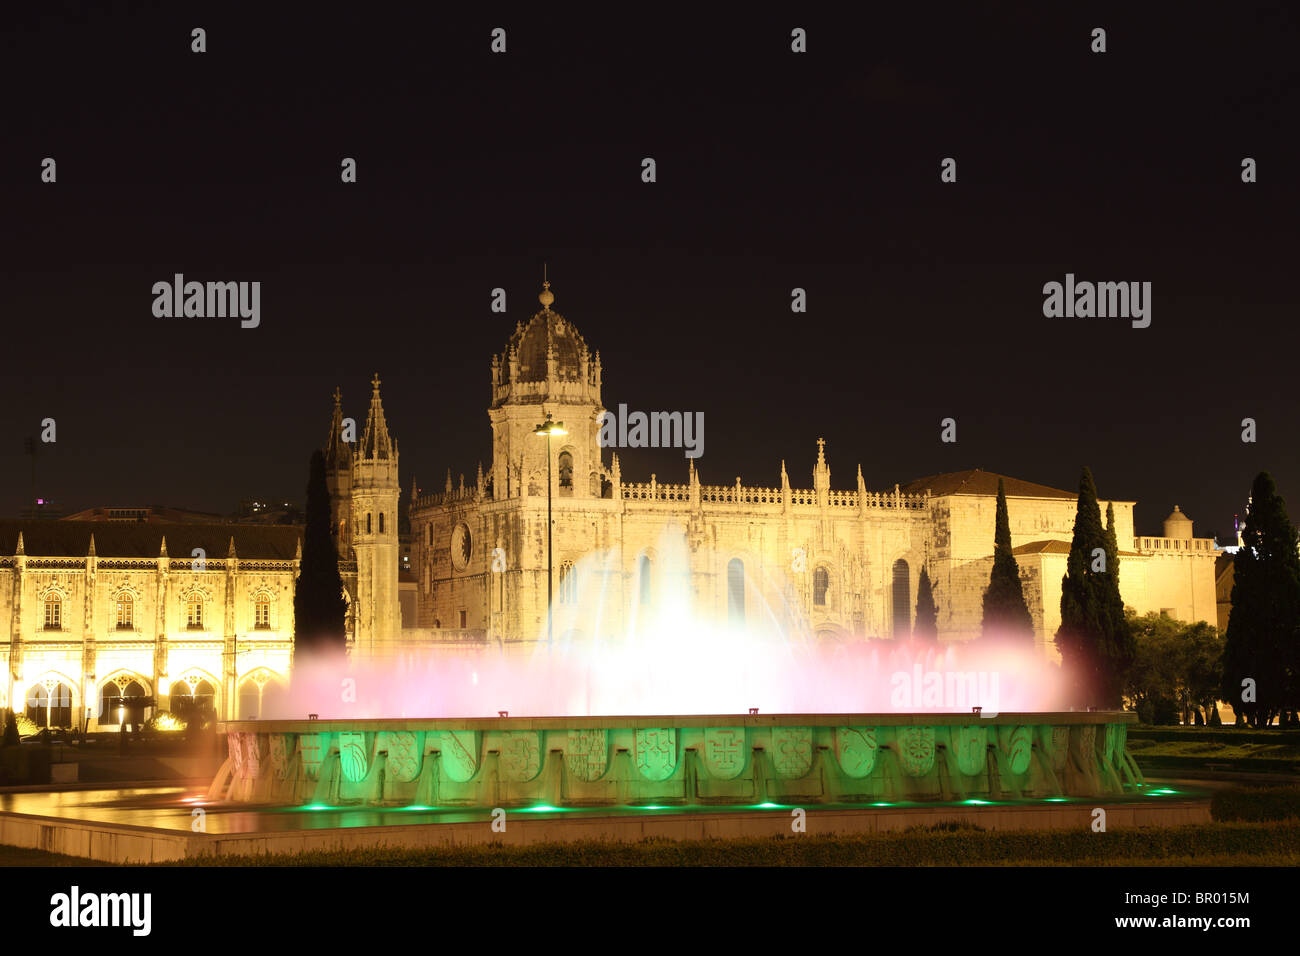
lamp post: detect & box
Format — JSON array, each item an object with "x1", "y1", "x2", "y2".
[{"x1": 533, "y1": 412, "x2": 567, "y2": 651}]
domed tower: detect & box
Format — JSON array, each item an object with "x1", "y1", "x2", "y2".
[
  {"x1": 351, "y1": 373, "x2": 400, "y2": 647},
  {"x1": 488, "y1": 278, "x2": 607, "y2": 500},
  {"x1": 323, "y1": 387, "x2": 354, "y2": 558},
  {"x1": 1163, "y1": 505, "x2": 1194, "y2": 539}
]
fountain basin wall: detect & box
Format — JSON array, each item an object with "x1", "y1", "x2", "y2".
[{"x1": 208, "y1": 712, "x2": 1144, "y2": 808}]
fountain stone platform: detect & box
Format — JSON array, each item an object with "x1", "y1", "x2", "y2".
[{"x1": 208, "y1": 711, "x2": 1143, "y2": 808}]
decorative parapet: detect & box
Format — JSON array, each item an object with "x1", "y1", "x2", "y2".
[
  {"x1": 621, "y1": 482, "x2": 928, "y2": 511},
  {"x1": 1133, "y1": 536, "x2": 1216, "y2": 553}
]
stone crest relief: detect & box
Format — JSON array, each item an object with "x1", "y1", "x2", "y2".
[
  {"x1": 702, "y1": 728, "x2": 747, "y2": 780},
  {"x1": 950, "y1": 725, "x2": 986, "y2": 776},
  {"x1": 228, "y1": 731, "x2": 247, "y2": 779},
  {"x1": 438, "y1": 730, "x2": 480, "y2": 783},
  {"x1": 770, "y1": 726, "x2": 813, "y2": 779},
  {"x1": 339, "y1": 731, "x2": 369, "y2": 783},
  {"x1": 998, "y1": 725, "x2": 1033, "y2": 776},
  {"x1": 269, "y1": 733, "x2": 293, "y2": 780},
  {"x1": 380, "y1": 731, "x2": 421, "y2": 783},
  {"x1": 565, "y1": 729, "x2": 608, "y2": 782},
  {"x1": 633, "y1": 728, "x2": 677, "y2": 781},
  {"x1": 895, "y1": 726, "x2": 935, "y2": 777},
  {"x1": 499, "y1": 730, "x2": 542, "y2": 782},
  {"x1": 834, "y1": 727, "x2": 878, "y2": 779},
  {"x1": 298, "y1": 732, "x2": 327, "y2": 777}
]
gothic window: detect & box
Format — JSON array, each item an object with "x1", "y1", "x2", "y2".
[
  {"x1": 186, "y1": 593, "x2": 204, "y2": 630},
  {"x1": 558, "y1": 451, "x2": 574, "y2": 496},
  {"x1": 813, "y1": 567, "x2": 830, "y2": 606},
  {"x1": 727, "y1": 558, "x2": 745, "y2": 626},
  {"x1": 559, "y1": 560, "x2": 576, "y2": 604},
  {"x1": 458, "y1": 609, "x2": 467, "y2": 628},
  {"x1": 100, "y1": 679, "x2": 146, "y2": 727},
  {"x1": 366, "y1": 513, "x2": 372, "y2": 534},
  {"x1": 892, "y1": 559, "x2": 911, "y2": 636},
  {"x1": 26, "y1": 681, "x2": 73, "y2": 729},
  {"x1": 115, "y1": 592, "x2": 134, "y2": 630},
  {"x1": 171, "y1": 679, "x2": 215, "y2": 723},
  {"x1": 43, "y1": 594, "x2": 62, "y2": 631},
  {"x1": 638, "y1": 555, "x2": 652, "y2": 606},
  {"x1": 254, "y1": 593, "x2": 272, "y2": 629},
  {"x1": 379, "y1": 512, "x2": 385, "y2": 533}
]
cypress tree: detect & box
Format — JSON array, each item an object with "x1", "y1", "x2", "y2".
[
  {"x1": 293, "y1": 449, "x2": 348, "y2": 661},
  {"x1": 1221, "y1": 472, "x2": 1300, "y2": 727},
  {"x1": 981, "y1": 478, "x2": 1035, "y2": 642},
  {"x1": 1055, "y1": 467, "x2": 1135, "y2": 707},
  {"x1": 913, "y1": 565, "x2": 939, "y2": 642}
]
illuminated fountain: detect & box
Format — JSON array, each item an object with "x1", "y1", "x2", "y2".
[{"x1": 208, "y1": 526, "x2": 1144, "y2": 808}]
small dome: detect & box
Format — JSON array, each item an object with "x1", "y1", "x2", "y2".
[{"x1": 1163, "y1": 505, "x2": 1194, "y2": 538}]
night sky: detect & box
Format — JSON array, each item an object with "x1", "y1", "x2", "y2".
[{"x1": 2, "y1": 3, "x2": 1297, "y2": 541}]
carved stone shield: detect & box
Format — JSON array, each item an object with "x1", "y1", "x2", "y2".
[
  {"x1": 269, "y1": 733, "x2": 293, "y2": 780},
  {"x1": 634, "y1": 728, "x2": 677, "y2": 781},
  {"x1": 228, "y1": 731, "x2": 247, "y2": 779},
  {"x1": 565, "y1": 729, "x2": 608, "y2": 782},
  {"x1": 298, "y1": 732, "x2": 327, "y2": 777},
  {"x1": 438, "y1": 730, "x2": 480, "y2": 783},
  {"x1": 702, "y1": 727, "x2": 747, "y2": 780},
  {"x1": 339, "y1": 731, "x2": 369, "y2": 783},
  {"x1": 950, "y1": 725, "x2": 987, "y2": 776},
  {"x1": 1036, "y1": 725, "x2": 1070, "y2": 773},
  {"x1": 380, "y1": 731, "x2": 421, "y2": 783},
  {"x1": 834, "y1": 727, "x2": 878, "y2": 779},
  {"x1": 998, "y1": 725, "x2": 1033, "y2": 776},
  {"x1": 770, "y1": 726, "x2": 813, "y2": 779},
  {"x1": 499, "y1": 730, "x2": 542, "y2": 782},
  {"x1": 896, "y1": 726, "x2": 935, "y2": 777}
]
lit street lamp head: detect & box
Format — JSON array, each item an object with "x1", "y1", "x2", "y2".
[{"x1": 534, "y1": 413, "x2": 567, "y2": 437}]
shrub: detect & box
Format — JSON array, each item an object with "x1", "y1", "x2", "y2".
[
  {"x1": 1211, "y1": 786, "x2": 1300, "y2": 822},
  {"x1": 144, "y1": 711, "x2": 187, "y2": 733},
  {"x1": 14, "y1": 714, "x2": 38, "y2": 737}
]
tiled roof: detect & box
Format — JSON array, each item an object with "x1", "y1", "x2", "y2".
[
  {"x1": 901, "y1": 469, "x2": 1077, "y2": 500},
  {"x1": 1012, "y1": 538, "x2": 1140, "y2": 558},
  {"x1": 0, "y1": 521, "x2": 301, "y2": 560}
]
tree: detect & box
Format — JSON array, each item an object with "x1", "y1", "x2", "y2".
[
  {"x1": 293, "y1": 449, "x2": 348, "y2": 661},
  {"x1": 1221, "y1": 471, "x2": 1300, "y2": 727},
  {"x1": 980, "y1": 478, "x2": 1035, "y2": 642},
  {"x1": 1055, "y1": 467, "x2": 1135, "y2": 708},
  {"x1": 913, "y1": 565, "x2": 939, "y2": 642},
  {"x1": 1125, "y1": 612, "x2": 1222, "y2": 725},
  {"x1": 2, "y1": 709, "x2": 18, "y2": 747}
]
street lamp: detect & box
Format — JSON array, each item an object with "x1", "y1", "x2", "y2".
[{"x1": 533, "y1": 412, "x2": 567, "y2": 651}]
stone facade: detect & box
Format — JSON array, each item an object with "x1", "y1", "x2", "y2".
[{"x1": 409, "y1": 283, "x2": 1220, "y2": 658}]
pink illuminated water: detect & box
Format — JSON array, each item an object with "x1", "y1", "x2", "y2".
[{"x1": 272, "y1": 526, "x2": 1065, "y2": 719}]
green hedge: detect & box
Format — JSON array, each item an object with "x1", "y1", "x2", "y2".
[
  {"x1": 166, "y1": 821, "x2": 1300, "y2": 867},
  {"x1": 1211, "y1": 787, "x2": 1300, "y2": 822}
]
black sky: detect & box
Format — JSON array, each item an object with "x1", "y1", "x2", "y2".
[{"x1": 1, "y1": 2, "x2": 1297, "y2": 540}]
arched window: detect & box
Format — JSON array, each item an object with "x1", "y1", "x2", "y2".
[
  {"x1": 237, "y1": 673, "x2": 287, "y2": 720},
  {"x1": 813, "y1": 567, "x2": 830, "y2": 606},
  {"x1": 558, "y1": 560, "x2": 576, "y2": 604},
  {"x1": 379, "y1": 512, "x2": 385, "y2": 533},
  {"x1": 43, "y1": 594, "x2": 62, "y2": 631},
  {"x1": 558, "y1": 451, "x2": 574, "y2": 494},
  {"x1": 892, "y1": 559, "x2": 911, "y2": 637},
  {"x1": 254, "y1": 593, "x2": 271, "y2": 629},
  {"x1": 115, "y1": 592, "x2": 134, "y2": 630},
  {"x1": 26, "y1": 681, "x2": 73, "y2": 729},
  {"x1": 638, "y1": 555, "x2": 652, "y2": 605},
  {"x1": 171, "y1": 679, "x2": 215, "y2": 724},
  {"x1": 727, "y1": 558, "x2": 746, "y2": 626},
  {"x1": 99, "y1": 680, "x2": 146, "y2": 728},
  {"x1": 186, "y1": 593, "x2": 204, "y2": 630},
  {"x1": 366, "y1": 513, "x2": 372, "y2": 534}
]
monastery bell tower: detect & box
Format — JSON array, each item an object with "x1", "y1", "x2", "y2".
[
  {"x1": 489, "y1": 278, "x2": 608, "y2": 500},
  {"x1": 351, "y1": 374, "x2": 400, "y2": 646}
]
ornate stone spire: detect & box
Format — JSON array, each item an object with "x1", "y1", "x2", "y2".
[
  {"x1": 359, "y1": 373, "x2": 394, "y2": 460},
  {"x1": 87, "y1": 532, "x2": 96, "y2": 557},
  {"x1": 324, "y1": 386, "x2": 352, "y2": 470},
  {"x1": 539, "y1": 264, "x2": 554, "y2": 311}
]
